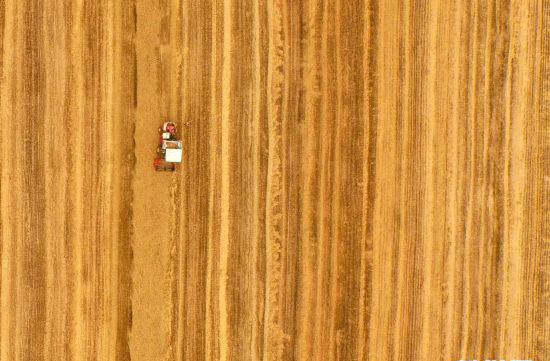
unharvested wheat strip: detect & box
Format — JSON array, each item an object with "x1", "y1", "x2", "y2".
[
  {"x1": 170, "y1": 171, "x2": 182, "y2": 361},
  {"x1": 251, "y1": 0, "x2": 260, "y2": 355},
  {"x1": 432, "y1": 2, "x2": 454, "y2": 358},
  {"x1": 471, "y1": 3, "x2": 490, "y2": 355},
  {"x1": 110, "y1": 0, "x2": 122, "y2": 358},
  {"x1": 327, "y1": 0, "x2": 344, "y2": 358},
  {"x1": 103, "y1": 1, "x2": 117, "y2": 358},
  {"x1": 82, "y1": 1, "x2": 112, "y2": 355},
  {"x1": 168, "y1": 0, "x2": 183, "y2": 358},
  {"x1": 520, "y1": 2, "x2": 542, "y2": 353},
  {"x1": 472, "y1": 1, "x2": 490, "y2": 354},
  {"x1": 428, "y1": 0, "x2": 455, "y2": 357},
  {"x1": 206, "y1": 0, "x2": 220, "y2": 359},
  {"x1": 326, "y1": 0, "x2": 367, "y2": 358},
  {"x1": 0, "y1": 2, "x2": 18, "y2": 359},
  {"x1": 523, "y1": 0, "x2": 546, "y2": 356},
  {"x1": 12, "y1": 73, "x2": 25, "y2": 361},
  {"x1": 419, "y1": 0, "x2": 440, "y2": 358},
  {"x1": 451, "y1": 0, "x2": 473, "y2": 354},
  {"x1": 109, "y1": 0, "x2": 134, "y2": 357},
  {"x1": 379, "y1": 2, "x2": 404, "y2": 360},
  {"x1": 0, "y1": 0, "x2": 5, "y2": 354},
  {"x1": 278, "y1": 1, "x2": 303, "y2": 357},
  {"x1": 66, "y1": 0, "x2": 86, "y2": 359},
  {"x1": 505, "y1": 0, "x2": 531, "y2": 356},
  {"x1": 158, "y1": 0, "x2": 172, "y2": 118},
  {"x1": 250, "y1": 0, "x2": 267, "y2": 358},
  {"x1": 357, "y1": 0, "x2": 378, "y2": 358},
  {"x1": 219, "y1": 0, "x2": 231, "y2": 359},
  {"x1": 172, "y1": 174, "x2": 184, "y2": 361},
  {"x1": 433, "y1": 0, "x2": 452, "y2": 357},
  {"x1": 537, "y1": 0, "x2": 550, "y2": 355},
  {"x1": 534, "y1": 1, "x2": 547, "y2": 355},
  {"x1": 295, "y1": 0, "x2": 322, "y2": 359},
  {"x1": 394, "y1": 0, "x2": 414, "y2": 357},
  {"x1": 494, "y1": 4, "x2": 512, "y2": 353},
  {"x1": 397, "y1": 0, "x2": 430, "y2": 357},
  {"x1": 169, "y1": 0, "x2": 183, "y2": 120},
  {"x1": 441, "y1": 1, "x2": 460, "y2": 355},
  {"x1": 9, "y1": 5, "x2": 22, "y2": 361},
  {"x1": 0, "y1": 1, "x2": 4, "y2": 353},
  {"x1": 81, "y1": 2, "x2": 98, "y2": 356},
  {"x1": 0, "y1": 1, "x2": 22, "y2": 360},
  {"x1": 110, "y1": 0, "x2": 136, "y2": 359},
  {"x1": 366, "y1": 0, "x2": 401, "y2": 358},
  {"x1": 486, "y1": 0, "x2": 511, "y2": 355},
  {"x1": 475, "y1": 1, "x2": 494, "y2": 355},
  {"x1": 182, "y1": 1, "x2": 215, "y2": 357},
  {"x1": 0, "y1": 3, "x2": 3, "y2": 261},
  {"x1": 174, "y1": 0, "x2": 189, "y2": 359},
  {"x1": 42, "y1": 4, "x2": 54, "y2": 357},
  {"x1": 263, "y1": 0, "x2": 274, "y2": 358},
  {"x1": 221, "y1": 0, "x2": 256, "y2": 356},
  {"x1": 311, "y1": 0, "x2": 333, "y2": 358},
  {"x1": 443, "y1": 0, "x2": 462, "y2": 356},
  {"x1": 19, "y1": 0, "x2": 48, "y2": 358},
  {"x1": 205, "y1": 2, "x2": 218, "y2": 359},
  {"x1": 461, "y1": 0, "x2": 481, "y2": 354},
  {"x1": 42, "y1": 1, "x2": 71, "y2": 358},
  {"x1": 335, "y1": 0, "x2": 368, "y2": 357},
  {"x1": 500, "y1": 3, "x2": 516, "y2": 354},
  {"x1": 263, "y1": 0, "x2": 286, "y2": 359}
]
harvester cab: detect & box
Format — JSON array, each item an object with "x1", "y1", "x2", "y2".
[{"x1": 154, "y1": 122, "x2": 182, "y2": 172}]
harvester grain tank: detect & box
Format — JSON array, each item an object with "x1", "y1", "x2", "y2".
[{"x1": 153, "y1": 122, "x2": 182, "y2": 171}]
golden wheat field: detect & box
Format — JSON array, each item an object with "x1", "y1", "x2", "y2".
[{"x1": 0, "y1": 0, "x2": 548, "y2": 360}]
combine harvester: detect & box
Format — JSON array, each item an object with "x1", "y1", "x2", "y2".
[{"x1": 153, "y1": 122, "x2": 182, "y2": 171}]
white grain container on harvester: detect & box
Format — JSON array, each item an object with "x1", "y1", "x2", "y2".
[{"x1": 153, "y1": 122, "x2": 182, "y2": 172}]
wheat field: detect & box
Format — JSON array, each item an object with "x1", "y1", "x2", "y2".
[{"x1": 0, "y1": 0, "x2": 548, "y2": 360}]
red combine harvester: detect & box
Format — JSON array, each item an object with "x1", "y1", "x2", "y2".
[{"x1": 154, "y1": 122, "x2": 182, "y2": 172}]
